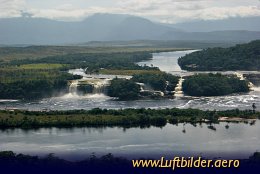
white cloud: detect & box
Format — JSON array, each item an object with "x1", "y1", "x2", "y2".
[
  {"x1": 115, "y1": 0, "x2": 260, "y2": 23},
  {"x1": 0, "y1": 0, "x2": 26, "y2": 18},
  {"x1": 26, "y1": 6, "x2": 125, "y2": 21},
  {"x1": 156, "y1": 5, "x2": 260, "y2": 23},
  {"x1": 0, "y1": 0, "x2": 260, "y2": 23}
]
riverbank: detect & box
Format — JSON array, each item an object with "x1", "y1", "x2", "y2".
[{"x1": 0, "y1": 108, "x2": 259, "y2": 129}]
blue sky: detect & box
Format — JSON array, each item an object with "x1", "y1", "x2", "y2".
[{"x1": 1, "y1": 0, "x2": 260, "y2": 23}]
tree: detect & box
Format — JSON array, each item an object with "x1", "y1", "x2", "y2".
[{"x1": 107, "y1": 78, "x2": 140, "y2": 100}]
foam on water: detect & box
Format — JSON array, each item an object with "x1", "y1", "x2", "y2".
[
  {"x1": 0, "y1": 99, "x2": 19, "y2": 103},
  {"x1": 58, "y1": 93, "x2": 111, "y2": 100}
]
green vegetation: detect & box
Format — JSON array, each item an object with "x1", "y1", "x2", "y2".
[
  {"x1": 106, "y1": 73, "x2": 179, "y2": 100},
  {"x1": 6, "y1": 52, "x2": 159, "y2": 73},
  {"x1": 107, "y1": 78, "x2": 140, "y2": 100},
  {"x1": 182, "y1": 73, "x2": 249, "y2": 96},
  {"x1": 19, "y1": 63, "x2": 66, "y2": 70},
  {"x1": 132, "y1": 73, "x2": 179, "y2": 91},
  {"x1": 0, "y1": 66, "x2": 81, "y2": 99},
  {"x1": 178, "y1": 40, "x2": 260, "y2": 71},
  {"x1": 0, "y1": 45, "x2": 184, "y2": 100},
  {"x1": 0, "y1": 108, "x2": 258, "y2": 129},
  {"x1": 0, "y1": 51, "x2": 155, "y2": 100},
  {"x1": 0, "y1": 46, "x2": 185, "y2": 62},
  {"x1": 0, "y1": 48, "x2": 172, "y2": 100}
]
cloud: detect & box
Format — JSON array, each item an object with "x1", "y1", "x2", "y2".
[
  {"x1": 26, "y1": 6, "x2": 124, "y2": 21},
  {"x1": 0, "y1": 0, "x2": 259, "y2": 23},
  {"x1": 116, "y1": 0, "x2": 260, "y2": 23},
  {"x1": 155, "y1": 5, "x2": 260, "y2": 23},
  {"x1": 0, "y1": 0, "x2": 26, "y2": 18}
]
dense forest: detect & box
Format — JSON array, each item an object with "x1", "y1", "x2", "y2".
[
  {"x1": 0, "y1": 66, "x2": 81, "y2": 99},
  {"x1": 0, "y1": 108, "x2": 258, "y2": 129},
  {"x1": 106, "y1": 73, "x2": 179, "y2": 100},
  {"x1": 132, "y1": 73, "x2": 179, "y2": 91},
  {"x1": 107, "y1": 78, "x2": 141, "y2": 100},
  {"x1": 7, "y1": 52, "x2": 158, "y2": 73},
  {"x1": 182, "y1": 73, "x2": 249, "y2": 96},
  {"x1": 178, "y1": 40, "x2": 260, "y2": 71}
]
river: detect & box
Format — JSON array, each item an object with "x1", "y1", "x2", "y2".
[
  {"x1": 0, "y1": 121, "x2": 259, "y2": 160},
  {"x1": 0, "y1": 50, "x2": 259, "y2": 111},
  {"x1": 0, "y1": 50, "x2": 260, "y2": 160}
]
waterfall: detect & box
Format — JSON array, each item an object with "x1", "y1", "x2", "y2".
[
  {"x1": 234, "y1": 72, "x2": 245, "y2": 80},
  {"x1": 93, "y1": 82, "x2": 108, "y2": 94},
  {"x1": 136, "y1": 82, "x2": 145, "y2": 92},
  {"x1": 248, "y1": 82, "x2": 255, "y2": 89},
  {"x1": 174, "y1": 77, "x2": 184, "y2": 97},
  {"x1": 69, "y1": 80, "x2": 79, "y2": 95},
  {"x1": 234, "y1": 72, "x2": 255, "y2": 89},
  {"x1": 89, "y1": 79, "x2": 110, "y2": 94},
  {"x1": 63, "y1": 79, "x2": 110, "y2": 99}
]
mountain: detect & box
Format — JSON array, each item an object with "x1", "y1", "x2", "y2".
[
  {"x1": 0, "y1": 14, "x2": 260, "y2": 45},
  {"x1": 161, "y1": 30, "x2": 260, "y2": 41},
  {"x1": 169, "y1": 17, "x2": 260, "y2": 32},
  {"x1": 106, "y1": 16, "x2": 180, "y2": 40}
]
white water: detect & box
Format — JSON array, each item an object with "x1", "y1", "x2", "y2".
[
  {"x1": 234, "y1": 72, "x2": 255, "y2": 89},
  {"x1": 1, "y1": 50, "x2": 260, "y2": 111},
  {"x1": 174, "y1": 77, "x2": 184, "y2": 97},
  {"x1": 67, "y1": 73, "x2": 111, "y2": 98},
  {"x1": 69, "y1": 80, "x2": 79, "y2": 95}
]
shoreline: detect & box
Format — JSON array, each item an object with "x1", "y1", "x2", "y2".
[{"x1": 0, "y1": 108, "x2": 259, "y2": 129}]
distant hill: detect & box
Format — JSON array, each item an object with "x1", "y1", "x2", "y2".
[
  {"x1": 161, "y1": 30, "x2": 260, "y2": 41},
  {"x1": 0, "y1": 14, "x2": 260, "y2": 45},
  {"x1": 178, "y1": 40, "x2": 260, "y2": 71},
  {"x1": 169, "y1": 17, "x2": 260, "y2": 32},
  {"x1": 106, "y1": 16, "x2": 181, "y2": 40}
]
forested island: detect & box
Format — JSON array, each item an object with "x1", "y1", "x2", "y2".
[
  {"x1": 182, "y1": 73, "x2": 249, "y2": 96},
  {"x1": 107, "y1": 73, "x2": 179, "y2": 100},
  {"x1": 178, "y1": 40, "x2": 260, "y2": 71},
  {"x1": 0, "y1": 108, "x2": 258, "y2": 129},
  {"x1": 107, "y1": 78, "x2": 140, "y2": 100},
  {"x1": 132, "y1": 73, "x2": 179, "y2": 92},
  {"x1": 106, "y1": 73, "x2": 250, "y2": 99}
]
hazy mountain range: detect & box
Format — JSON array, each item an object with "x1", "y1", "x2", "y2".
[{"x1": 0, "y1": 13, "x2": 260, "y2": 45}]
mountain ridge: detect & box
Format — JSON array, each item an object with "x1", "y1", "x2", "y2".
[{"x1": 0, "y1": 14, "x2": 260, "y2": 45}]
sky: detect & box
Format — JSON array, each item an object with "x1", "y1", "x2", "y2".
[{"x1": 0, "y1": 0, "x2": 260, "y2": 23}]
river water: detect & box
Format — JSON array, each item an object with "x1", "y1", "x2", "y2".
[
  {"x1": 0, "y1": 50, "x2": 259, "y2": 111},
  {"x1": 0, "y1": 121, "x2": 259, "y2": 160},
  {"x1": 0, "y1": 50, "x2": 260, "y2": 159}
]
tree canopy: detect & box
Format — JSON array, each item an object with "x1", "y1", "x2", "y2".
[
  {"x1": 107, "y1": 78, "x2": 140, "y2": 100},
  {"x1": 178, "y1": 40, "x2": 260, "y2": 71},
  {"x1": 182, "y1": 73, "x2": 249, "y2": 96}
]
